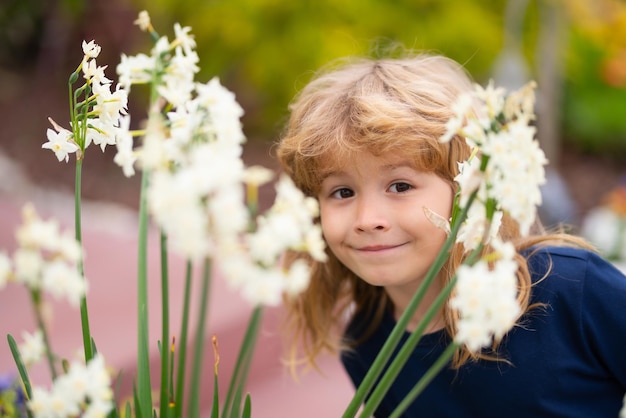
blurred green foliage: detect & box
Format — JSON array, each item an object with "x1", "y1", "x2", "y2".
[
  {"x1": 2, "y1": 0, "x2": 625, "y2": 155},
  {"x1": 562, "y1": 7, "x2": 626, "y2": 155},
  {"x1": 127, "y1": 0, "x2": 508, "y2": 139}
]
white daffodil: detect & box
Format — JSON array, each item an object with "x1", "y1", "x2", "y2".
[
  {"x1": 81, "y1": 40, "x2": 101, "y2": 59},
  {"x1": 173, "y1": 22, "x2": 197, "y2": 54},
  {"x1": 82, "y1": 59, "x2": 111, "y2": 84},
  {"x1": 243, "y1": 165, "x2": 275, "y2": 188},
  {"x1": 451, "y1": 239, "x2": 520, "y2": 352},
  {"x1": 18, "y1": 329, "x2": 45, "y2": 366},
  {"x1": 42, "y1": 260, "x2": 87, "y2": 308},
  {"x1": 29, "y1": 354, "x2": 113, "y2": 418},
  {"x1": 116, "y1": 52, "x2": 155, "y2": 91},
  {"x1": 134, "y1": 10, "x2": 151, "y2": 32},
  {"x1": 283, "y1": 259, "x2": 312, "y2": 297},
  {"x1": 42, "y1": 127, "x2": 78, "y2": 163},
  {"x1": 0, "y1": 251, "x2": 11, "y2": 289},
  {"x1": 13, "y1": 248, "x2": 44, "y2": 289},
  {"x1": 241, "y1": 268, "x2": 285, "y2": 306},
  {"x1": 445, "y1": 80, "x2": 546, "y2": 239}
]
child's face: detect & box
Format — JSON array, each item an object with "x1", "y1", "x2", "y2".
[{"x1": 317, "y1": 151, "x2": 453, "y2": 294}]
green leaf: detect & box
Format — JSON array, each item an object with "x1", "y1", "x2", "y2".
[
  {"x1": 221, "y1": 307, "x2": 263, "y2": 418},
  {"x1": 211, "y1": 373, "x2": 219, "y2": 418},
  {"x1": 189, "y1": 258, "x2": 212, "y2": 417},
  {"x1": 159, "y1": 231, "x2": 171, "y2": 418},
  {"x1": 241, "y1": 394, "x2": 252, "y2": 418},
  {"x1": 7, "y1": 334, "x2": 32, "y2": 399},
  {"x1": 174, "y1": 260, "x2": 194, "y2": 418},
  {"x1": 136, "y1": 169, "x2": 153, "y2": 413}
]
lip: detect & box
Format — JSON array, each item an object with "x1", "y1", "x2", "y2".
[{"x1": 356, "y1": 243, "x2": 406, "y2": 252}]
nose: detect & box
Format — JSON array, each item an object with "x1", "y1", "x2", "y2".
[{"x1": 354, "y1": 195, "x2": 390, "y2": 232}]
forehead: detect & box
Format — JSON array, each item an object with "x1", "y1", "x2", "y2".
[{"x1": 317, "y1": 150, "x2": 418, "y2": 179}]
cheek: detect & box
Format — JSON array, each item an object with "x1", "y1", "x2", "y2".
[{"x1": 319, "y1": 205, "x2": 342, "y2": 245}]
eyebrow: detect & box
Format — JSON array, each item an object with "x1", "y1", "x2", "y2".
[{"x1": 320, "y1": 160, "x2": 417, "y2": 181}]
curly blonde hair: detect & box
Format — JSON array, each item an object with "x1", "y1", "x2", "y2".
[{"x1": 276, "y1": 53, "x2": 586, "y2": 373}]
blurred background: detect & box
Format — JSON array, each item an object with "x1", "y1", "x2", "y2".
[{"x1": 0, "y1": 0, "x2": 625, "y2": 416}]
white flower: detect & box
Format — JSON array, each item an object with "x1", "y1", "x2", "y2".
[
  {"x1": 57, "y1": 233, "x2": 82, "y2": 263},
  {"x1": 619, "y1": 393, "x2": 626, "y2": 418},
  {"x1": 173, "y1": 22, "x2": 196, "y2": 54},
  {"x1": 42, "y1": 127, "x2": 78, "y2": 163},
  {"x1": 19, "y1": 329, "x2": 45, "y2": 366},
  {"x1": 13, "y1": 248, "x2": 44, "y2": 288},
  {"x1": 93, "y1": 84, "x2": 128, "y2": 125},
  {"x1": 454, "y1": 157, "x2": 483, "y2": 208},
  {"x1": 82, "y1": 40, "x2": 101, "y2": 59},
  {"x1": 113, "y1": 116, "x2": 136, "y2": 177},
  {"x1": 29, "y1": 386, "x2": 72, "y2": 418},
  {"x1": 42, "y1": 260, "x2": 87, "y2": 307},
  {"x1": 29, "y1": 354, "x2": 113, "y2": 418},
  {"x1": 284, "y1": 259, "x2": 311, "y2": 297},
  {"x1": 451, "y1": 239, "x2": 520, "y2": 352},
  {"x1": 448, "y1": 81, "x2": 546, "y2": 236},
  {"x1": 304, "y1": 225, "x2": 328, "y2": 263},
  {"x1": 15, "y1": 206, "x2": 60, "y2": 252},
  {"x1": 456, "y1": 204, "x2": 503, "y2": 251},
  {"x1": 86, "y1": 117, "x2": 116, "y2": 152},
  {"x1": 82, "y1": 59, "x2": 111, "y2": 85},
  {"x1": 0, "y1": 251, "x2": 11, "y2": 289},
  {"x1": 241, "y1": 268, "x2": 285, "y2": 306},
  {"x1": 474, "y1": 80, "x2": 506, "y2": 119},
  {"x1": 116, "y1": 53, "x2": 155, "y2": 91},
  {"x1": 439, "y1": 93, "x2": 473, "y2": 143},
  {"x1": 243, "y1": 165, "x2": 275, "y2": 187},
  {"x1": 134, "y1": 10, "x2": 151, "y2": 31}
]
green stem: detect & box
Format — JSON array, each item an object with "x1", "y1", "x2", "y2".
[
  {"x1": 359, "y1": 276, "x2": 458, "y2": 416},
  {"x1": 174, "y1": 260, "x2": 193, "y2": 418},
  {"x1": 159, "y1": 231, "x2": 171, "y2": 418},
  {"x1": 189, "y1": 258, "x2": 212, "y2": 418},
  {"x1": 221, "y1": 306, "x2": 263, "y2": 418},
  {"x1": 136, "y1": 169, "x2": 153, "y2": 413},
  {"x1": 29, "y1": 290, "x2": 57, "y2": 379},
  {"x1": 388, "y1": 343, "x2": 459, "y2": 418},
  {"x1": 342, "y1": 193, "x2": 475, "y2": 417},
  {"x1": 75, "y1": 159, "x2": 93, "y2": 362}
]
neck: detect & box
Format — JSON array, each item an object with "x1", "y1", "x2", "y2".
[{"x1": 385, "y1": 278, "x2": 446, "y2": 334}]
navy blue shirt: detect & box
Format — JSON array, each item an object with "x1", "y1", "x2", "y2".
[{"x1": 341, "y1": 247, "x2": 626, "y2": 417}]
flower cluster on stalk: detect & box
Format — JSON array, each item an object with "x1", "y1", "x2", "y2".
[
  {"x1": 438, "y1": 81, "x2": 547, "y2": 352},
  {"x1": 113, "y1": 14, "x2": 326, "y2": 306},
  {"x1": 0, "y1": 204, "x2": 85, "y2": 308},
  {"x1": 28, "y1": 355, "x2": 113, "y2": 418},
  {"x1": 42, "y1": 41, "x2": 128, "y2": 162}
]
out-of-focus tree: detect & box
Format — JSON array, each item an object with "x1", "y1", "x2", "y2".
[
  {"x1": 127, "y1": 0, "x2": 508, "y2": 139},
  {"x1": 561, "y1": 0, "x2": 626, "y2": 154}
]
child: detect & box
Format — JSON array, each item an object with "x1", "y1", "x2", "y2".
[{"x1": 276, "y1": 53, "x2": 626, "y2": 417}]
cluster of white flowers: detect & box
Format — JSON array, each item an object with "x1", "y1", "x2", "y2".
[
  {"x1": 17, "y1": 329, "x2": 45, "y2": 366},
  {"x1": 217, "y1": 174, "x2": 327, "y2": 306},
  {"x1": 0, "y1": 204, "x2": 86, "y2": 307},
  {"x1": 28, "y1": 354, "x2": 113, "y2": 418},
  {"x1": 42, "y1": 40, "x2": 128, "y2": 162},
  {"x1": 449, "y1": 239, "x2": 521, "y2": 352},
  {"x1": 441, "y1": 81, "x2": 547, "y2": 246},
  {"x1": 116, "y1": 12, "x2": 325, "y2": 305},
  {"x1": 436, "y1": 81, "x2": 547, "y2": 352}
]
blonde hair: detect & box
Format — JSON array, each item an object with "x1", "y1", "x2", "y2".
[{"x1": 276, "y1": 53, "x2": 589, "y2": 372}]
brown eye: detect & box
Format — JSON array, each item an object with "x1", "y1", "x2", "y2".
[
  {"x1": 331, "y1": 188, "x2": 354, "y2": 199},
  {"x1": 389, "y1": 182, "x2": 412, "y2": 193}
]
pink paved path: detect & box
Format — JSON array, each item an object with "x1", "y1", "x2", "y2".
[{"x1": 0, "y1": 153, "x2": 355, "y2": 417}]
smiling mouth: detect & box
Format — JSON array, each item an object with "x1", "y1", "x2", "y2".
[{"x1": 357, "y1": 243, "x2": 405, "y2": 252}]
